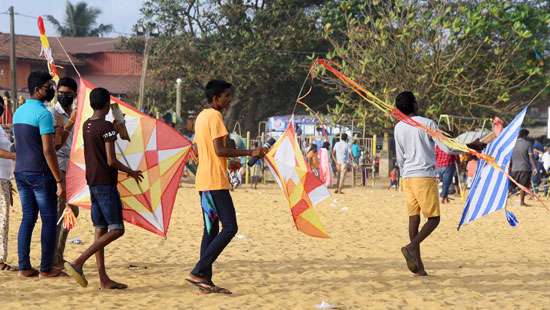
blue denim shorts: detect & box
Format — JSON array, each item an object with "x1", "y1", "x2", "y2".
[{"x1": 89, "y1": 185, "x2": 124, "y2": 231}]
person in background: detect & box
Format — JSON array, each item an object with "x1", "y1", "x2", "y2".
[
  {"x1": 532, "y1": 157, "x2": 545, "y2": 194},
  {"x1": 466, "y1": 156, "x2": 478, "y2": 189},
  {"x1": 0, "y1": 97, "x2": 16, "y2": 271},
  {"x1": 541, "y1": 147, "x2": 550, "y2": 196},
  {"x1": 318, "y1": 141, "x2": 333, "y2": 188},
  {"x1": 351, "y1": 140, "x2": 361, "y2": 167},
  {"x1": 250, "y1": 142, "x2": 263, "y2": 189},
  {"x1": 435, "y1": 145, "x2": 458, "y2": 204},
  {"x1": 13, "y1": 71, "x2": 65, "y2": 278},
  {"x1": 332, "y1": 133, "x2": 350, "y2": 194},
  {"x1": 542, "y1": 146, "x2": 550, "y2": 173},
  {"x1": 49, "y1": 77, "x2": 79, "y2": 268},
  {"x1": 388, "y1": 166, "x2": 399, "y2": 191},
  {"x1": 509, "y1": 129, "x2": 537, "y2": 206},
  {"x1": 306, "y1": 144, "x2": 320, "y2": 176}
]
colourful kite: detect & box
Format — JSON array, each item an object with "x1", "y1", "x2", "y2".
[
  {"x1": 264, "y1": 123, "x2": 330, "y2": 238},
  {"x1": 458, "y1": 108, "x2": 527, "y2": 229},
  {"x1": 37, "y1": 16, "x2": 59, "y2": 80},
  {"x1": 66, "y1": 79, "x2": 192, "y2": 237}
]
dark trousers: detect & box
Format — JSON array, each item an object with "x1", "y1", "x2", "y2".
[
  {"x1": 15, "y1": 171, "x2": 57, "y2": 272},
  {"x1": 438, "y1": 166, "x2": 455, "y2": 199},
  {"x1": 192, "y1": 190, "x2": 238, "y2": 280}
]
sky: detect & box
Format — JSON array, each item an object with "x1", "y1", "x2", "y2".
[{"x1": 0, "y1": 0, "x2": 144, "y2": 37}]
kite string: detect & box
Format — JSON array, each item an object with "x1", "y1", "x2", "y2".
[
  {"x1": 291, "y1": 67, "x2": 313, "y2": 117},
  {"x1": 53, "y1": 35, "x2": 81, "y2": 78}
]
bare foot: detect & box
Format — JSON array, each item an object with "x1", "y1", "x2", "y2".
[
  {"x1": 18, "y1": 268, "x2": 39, "y2": 278},
  {"x1": 100, "y1": 279, "x2": 128, "y2": 290},
  {"x1": 401, "y1": 245, "x2": 419, "y2": 274}
]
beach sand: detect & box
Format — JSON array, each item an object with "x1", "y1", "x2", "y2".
[{"x1": 1, "y1": 182, "x2": 550, "y2": 309}]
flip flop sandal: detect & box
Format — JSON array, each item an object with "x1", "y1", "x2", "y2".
[
  {"x1": 18, "y1": 268, "x2": 39, "y2": 278},
  {"x1": 186, "y1": 278, "x2": 217, "y2": 294},
  {"x1": 64, "y1": 262, "x2": 88, "y2": 287},
  {"x1": 401, "y1": 247, "x2": 419, "y2": 274},
  {"x1": 211, "y1": 285, "x2": 232, "y2": 295},
  {"x1": 99, "y1": 283, "x2": 128, "y2": 290},
  {"x1": 39, "y1": 271, "x2": 69, "y2": 278},
  {"x1": 0, "y1": 263, "x2": 16, "y2": 271}
]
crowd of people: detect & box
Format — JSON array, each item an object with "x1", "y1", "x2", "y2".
[{"x1": 305, "y1": 134, "x2": 369, "y2": 194}]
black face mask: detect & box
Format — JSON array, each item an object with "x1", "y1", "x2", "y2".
[
  {"x1": 57, "y1": 93, "x2": 75, "y2": 107},
  {"x1": 44, "y1": 87, "x2": 55, "y2": 102}
]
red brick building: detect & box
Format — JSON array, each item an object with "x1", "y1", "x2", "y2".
[{"x1": 0, "y1": 33, "x2": 142, "y2": 99}]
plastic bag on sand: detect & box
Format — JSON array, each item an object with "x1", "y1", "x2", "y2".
[{"x1": 315, "y1": 301, "x2": 336, "y2": 309}]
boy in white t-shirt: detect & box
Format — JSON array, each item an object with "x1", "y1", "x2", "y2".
[{"x1": 0, "y1": 98, "x2": 17, "y2": 271}]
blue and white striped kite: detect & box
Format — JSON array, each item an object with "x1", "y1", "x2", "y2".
[{"x1": 458, "y1": 107, "x2": 528, "y2": 229}]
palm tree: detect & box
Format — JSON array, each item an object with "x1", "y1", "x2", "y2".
[{"x1": 46, "y1": 1, "x2": 113, "y2": 37}]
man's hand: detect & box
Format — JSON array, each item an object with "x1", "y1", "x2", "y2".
[
  {"x1": 251, "y1": 147, "x2": 265, "y2": 158},
  {"x1": 128, "y1": 170, "x2": 144, "y2": 183},
  {"x1": 56, "y1": 182, "x2": 65, "y2": 198},
  {"x1": 532, "y1": 169, "x2": 538, "y2": 177},
  {"x1": 64, "y1": 109, "x2": 77, "y2": 130}
]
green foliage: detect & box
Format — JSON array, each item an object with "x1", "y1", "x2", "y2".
[
  {"x1": 129, "y1": 0, "x2": 334, "y2": 132},
  {"x1": 46, "y1": 1, "x2": 113, "y2": 37},
  {"x1": 321, "y1": 0, "x2": 549, "y2": 132}
]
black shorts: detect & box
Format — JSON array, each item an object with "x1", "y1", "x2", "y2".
[{"x1": 509, "y1": 171, "x2": 531, "y2": 192}]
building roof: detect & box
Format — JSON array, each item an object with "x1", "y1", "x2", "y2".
[
  {"x1": 56, "y1": 37, "x2": 126, "y2": 54},
  {"x1": 84, "y1": 74, "x2": 139, "y2": 95},
  {"x1": 0, "y1": 33, "x2": 79, "y2": 64},
  {"x1": 0, "y1": 33, "x2": 131, "y2": 63}
]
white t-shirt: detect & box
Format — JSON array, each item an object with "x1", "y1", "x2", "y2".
[
  {"x1": 333, "y1": 140, "x2": 349, "y2": 164},
  {"x1": 542, "y1": 152, "x2": 550, "y2": 172},
  {"x1": 0, "y1": 126, "x2": 14, "y2": 180}
]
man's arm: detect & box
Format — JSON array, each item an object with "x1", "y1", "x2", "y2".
[
  {"x1": 105, "y1": 140, "x2": 143, "y2": 181},
  {"x1": 41, "y1": 134, "x2": 62, "y2": 182},
  {"x1": 213, "y1": 136, "x2": 262, "y2": 158},
  {"x1": 42, "y1": 134, "x2": 64, "y2": 197},
  {"x1": 0, "y1": 149, "x2": 15, "y2": 160}
]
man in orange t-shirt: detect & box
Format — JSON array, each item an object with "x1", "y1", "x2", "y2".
[{"x1": 186, "y1": 80, "x2": 263, "y2": 294}]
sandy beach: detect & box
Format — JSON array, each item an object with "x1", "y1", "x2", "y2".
[{"x1": 1, "y1": 181, "x2": 550, "y2": 309}]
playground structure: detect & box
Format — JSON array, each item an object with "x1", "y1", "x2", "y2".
[{"x1": 230, "y1": 118, "x2": 385, "y2": 189}]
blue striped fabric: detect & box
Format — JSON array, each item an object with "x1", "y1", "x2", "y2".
[{"x1": 458, "y1": 107, "x2": 528, "y2": 229}]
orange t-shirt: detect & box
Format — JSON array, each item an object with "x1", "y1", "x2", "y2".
[{"x1": 194, "y1": 108, "x2": 230, "y2": 191}]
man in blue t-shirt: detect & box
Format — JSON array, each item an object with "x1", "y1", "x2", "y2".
[{"x1": 13, "y1": 71, "x2": 64, "y2": 278}]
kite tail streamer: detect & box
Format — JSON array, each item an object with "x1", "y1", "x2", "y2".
[
  {"x1": 37, "y1": 16, "x2": 59, "y2": 80},
  {"x1": 200, "y1": 192, "x2": 218, "y2": 235},
  {"x1": 56, "y1": 207, "x2": 77, "y2": 231}
]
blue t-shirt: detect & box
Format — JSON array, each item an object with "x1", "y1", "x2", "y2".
[
  {"x1": 13, "y1": 99, "x2": 55, "y2": 173},
  {"x1": 351, "y1": 143, "x2": 360, "y2": 158}
]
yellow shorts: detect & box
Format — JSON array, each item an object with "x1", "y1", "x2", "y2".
[{"x1": 402, "y1": 177, "x2": 440, "y2": 218}]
